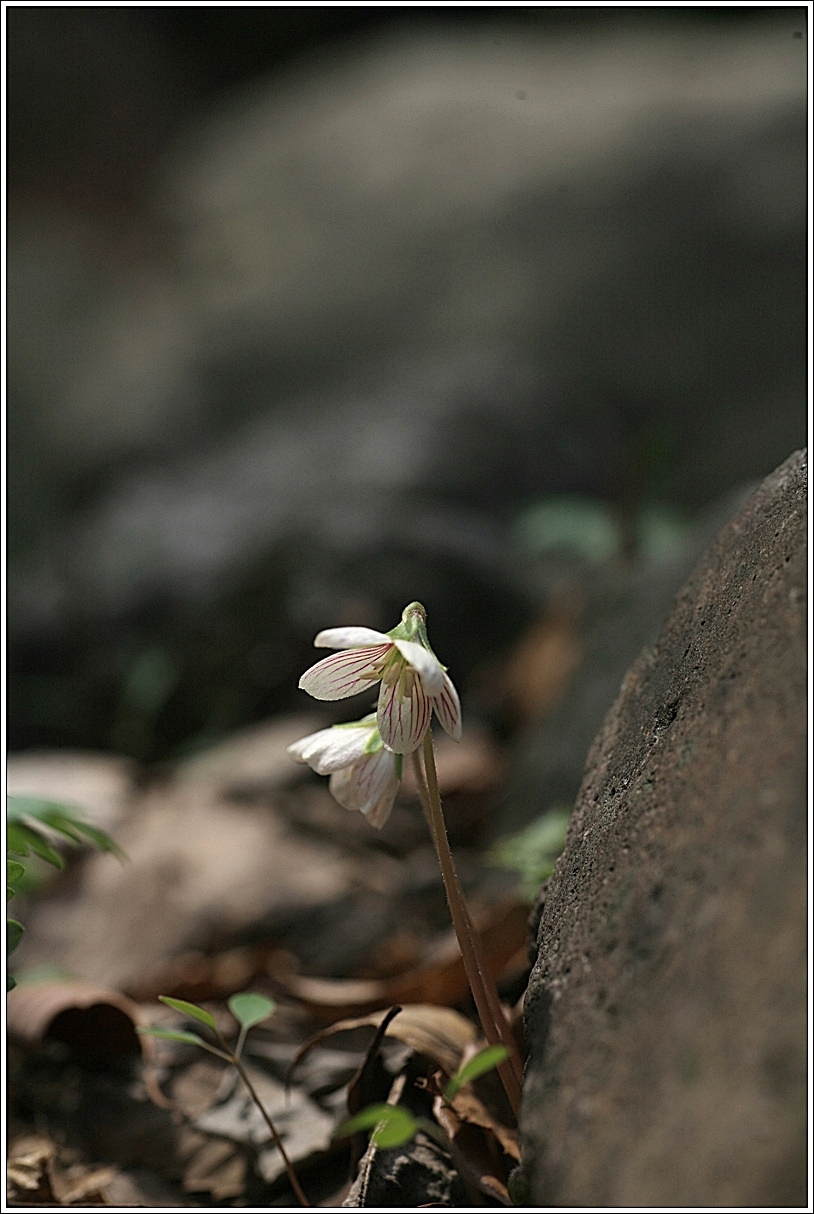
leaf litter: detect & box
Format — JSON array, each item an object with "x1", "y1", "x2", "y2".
[{"x1": 6, "y1": 705, "x2": 550, "y2": 1206}]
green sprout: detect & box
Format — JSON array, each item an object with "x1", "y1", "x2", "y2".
[
  {"x1": 336, "y1": 1043, "x2": 511, "y2": 1149},
  {"x1": 138, "y1": 992, "x2": 309, "y2": 1207}
]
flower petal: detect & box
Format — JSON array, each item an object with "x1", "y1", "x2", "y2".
[
  {"x1": 377, "y1": 666, "x2": 433, "y2": 754},
  {"x1": 287, "y1": 725, "x2": 373, "y2": 775},
  {"x1": 329, "y1": 750, "x2": 399, "y2": 828},
  {"x1": 314, "y1": 627, "x2": 391, "y2": 649},
  {"x1": 431, "y1": 672, "x2": 463, "y2": 742},
  {"x1": 287, "y1": 727, "x2": 334, "y2": 765},
  {"x1": 299, "y1": 645, "x2": 390, "y2": 700},
  {"x1": 392, "y1": 638, "x2": 444, "y2": 695}
]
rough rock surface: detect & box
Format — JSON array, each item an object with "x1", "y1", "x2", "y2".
[{"x1": 522, "y1": 449, "x2": 807, "y2": 1206}]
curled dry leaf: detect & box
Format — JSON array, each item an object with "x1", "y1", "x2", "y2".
[
  {"x1": 292, "y1": 1003, "x2": 478, "y2": 1083},
  {"x1": 345, "y1": 1006, "x2": 404, "y2": 1119},
  {"x1": 7, "y1": 978, "x2": 176, "y2": 1111},
  {"x1": 7, "y1": 979, "x2": 145, "y2": 1060},
  {"x1": 433, "y1": 1086, "x2": 519, "y2": 1207},
  {"x1": 437, "y1": 1085, "x2": 520, "y2": 1162}
]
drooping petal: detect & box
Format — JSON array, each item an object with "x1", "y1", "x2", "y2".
[
  {"x1": 299, "y1": 645, "x2": 390, "y2": 700},
  {"x1": 286, "y1": 724, "x2": 373, "y2": 775},
  {"x1": 392, "y1": 638, "x2": 444, "y2": 695},
  {"x1": 377, "y1": 665, "x2": 433, "y2": 754},
  {"x1": 431, "y1": 672, "x2": 463, "y2": 742},
  {"x1": 329, "y1": 750, "x2": 399, "y2": 828},
  {"x1": 313, "y1": 627, "x2": 391, "y2": 649},
  {"x1": 287, "y1": 727, "x2": 334, "y2": 765}
]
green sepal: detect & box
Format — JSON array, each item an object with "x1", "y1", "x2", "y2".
[
  {"x1": 387, "y1": 602, "x2": 426, "y2": 642},
  {"x1": 386, "y1": 603, "x2": 446, "y2": 667},
  {"x1": 363, "y1": 730, "x2": 384, "y2": 755}
]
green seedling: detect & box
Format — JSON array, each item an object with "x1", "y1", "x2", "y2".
[
  {"x1": 336, "y1": 1043, "x2": 511, "y2": 1149},
  {"x1": 138, "y1": 992, "x2": 309, "y2": 1207}
]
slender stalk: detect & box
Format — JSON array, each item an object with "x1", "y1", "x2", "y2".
[
  {"x1": 212, "y1": 1026, "x2": 310, "y2": 1206},
  {"x1": 232, "y1": 1058, "x2": 311, "y2": 1207},
  {"x1": 414, "y1": 733, "x2": 523, "y2": 1119}
]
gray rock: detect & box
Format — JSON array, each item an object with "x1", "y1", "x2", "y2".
[
  {"x1": 522, "y1": 449, "x2": 807, "y2": 1206},
  {"x1": 499, "y1": 481, "x2": 756, "y2": 836}
]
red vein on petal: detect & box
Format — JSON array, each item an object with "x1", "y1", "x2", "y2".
[{"x1": 300, "y1": 646, "x2": 390, "y2": 699}]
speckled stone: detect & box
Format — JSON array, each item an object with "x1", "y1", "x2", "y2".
[{"x1": 523, "y1": 449, "x2": 807, "y2": 1207}]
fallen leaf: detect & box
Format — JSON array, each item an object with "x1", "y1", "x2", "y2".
[
  {"x1": 7, "y1": 979, "x2": 145, "y2": 1061},
  {"x1": 293, "y1": 1003, "x2": 477, "y2": 1081},
  {"x1": 274, "y1": 899, "x2": 529, "y2": 1019},
  {"x1": 6, "y1": 1136, "x2": 56, "y2": 1204},
  {"x1": 193, "y1": 1065, "x2": 336, "y2": 1187},
  {"x1": 180, "y1": 1135, "x2": 247, "y2": 1200},
  {"x1": 346, "y1": 1006, "x2": 404, "y2": 1116},
  {"x1": 433, "y1": 1091, "x2": 517, "y2": 1206}
]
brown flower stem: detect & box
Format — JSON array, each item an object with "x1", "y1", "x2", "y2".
[{"x1": 414, "y1": 733, "x2": 522, "y2": 1119}]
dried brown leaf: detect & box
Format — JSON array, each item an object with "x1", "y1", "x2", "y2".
[
  {"x1": 293, "y1": 1003, "x2": 478, "y2": 1081},
  {"x1": 7, "y1": 980, "x2": 145, "y2": 1059}
]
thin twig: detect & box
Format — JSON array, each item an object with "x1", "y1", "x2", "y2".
[{"x1": 414, "y1": 735, "x2": 523, "y2": 1119}]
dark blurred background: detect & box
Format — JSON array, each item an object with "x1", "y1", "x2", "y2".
[{"x1": 6, "y1": 6, "x2": 808, "y2": 763}]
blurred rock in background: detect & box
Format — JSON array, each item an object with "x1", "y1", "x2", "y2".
[{"x1": 6, "y1": 8, "x2": 807, "y2": 759}]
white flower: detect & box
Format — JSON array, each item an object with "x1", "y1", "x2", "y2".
[
  {"x1": 297, "y1": 602, "x2": 462, "y2": 754},
  {"x1": 286, "y1": 716, "x2": 399, "y2": 829}
]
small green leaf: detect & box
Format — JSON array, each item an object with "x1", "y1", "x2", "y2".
[
  {"x1": 444, "y1": 1044, "x2": 511, "y2": 1102},
  {"x1": 7, "y1": 797, "x2": 124, "y2": 862},
  {"x1": 372, "y1": 1109, "x2": 420, "y2": 1148},
  {"x1": 69, "y1": 821, "x2": 126, "y2": 859},
  {"x1": 7, "y1": 860, "x2": 26, "y2": 886},
  {"x1": 157, "y1": 996, "x2": 216, "y2": 1029},
  {"x1": 7, "y1": 796, "x2": 79, "y2": 825},
  {"x1": 336, "y1": 1103, "x2": 419, "y2": 1149},
  {"x1": 136, "y1": 1027, "x2": 208, "y2": 1048},
  {"x1": 8, "y1": 859, "x2": 26, "y2": 901},
  {"x1": 6, "y1": 823, "x2": 64, "y2": 869},
  {"x1": 7, "y1": 795, "x2": 49, "y2": 822},
  {"x1": 35, "y1": 811, "x2": 85, "y2": 843},
  {"x1": 7, "y1": 919, "x2": 25, "y2": 955},
  {"x1": 8, "y1": 973, "x2": 17, "y2": 991},
  {"x1": 228, "y1": 992, "x2": 275, "y2": 1030}
]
